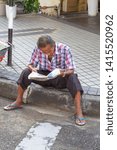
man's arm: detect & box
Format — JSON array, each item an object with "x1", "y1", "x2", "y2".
[
  {"x1": 28, "y1": 64, "x2": 38, "y2": 72},
  {"x1": 28, "y1": 48, "x2": 39, "y2": 72},
  {"x1": 60, "y1": 69, "x2": 74, "y2": 77},
  {"x1": 60, "y1": 46, "x2": 75, "y2": 77}
]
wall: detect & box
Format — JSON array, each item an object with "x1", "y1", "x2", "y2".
[
  {"x1": 0, "y1": 0, "x2": 6, "y2": 16},
  {"x1": 39, "y1": 0, "x2": 60, "y2": 16}
]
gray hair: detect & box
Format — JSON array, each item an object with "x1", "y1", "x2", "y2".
[{"x1": 37, "y1": 35, "x2": 55, "y2": 48}]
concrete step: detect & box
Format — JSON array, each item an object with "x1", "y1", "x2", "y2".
[{"x1": 0, "y1": 79, "x2": 100, "y2": 117}]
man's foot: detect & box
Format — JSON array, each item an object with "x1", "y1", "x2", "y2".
[
  {"x1": 4, "y1": 102, "x2": 22, "y2": 111},
  {"x1": 74, "y1": 114, "x2": 86, "y2": 126}
]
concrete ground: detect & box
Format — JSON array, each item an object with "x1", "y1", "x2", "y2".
[{"x1": 0, "y1": 96, "x2": 100, "y2": 150}]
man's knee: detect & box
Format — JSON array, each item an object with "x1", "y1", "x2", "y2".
[
  {"x1": 67, "y1": 74, "x2": 83, "y2": 98},
  {"x1": 22, "y1": 68, "x2": 31, "y2": 76},
  {"x1": 20, "y1": 68, "x2": 32, "y2": 83},
  {"x1": 66, "y1": 73, "x2": 78, "y2": 89},
  {"x1": 68, "y1": 73, "x2": 78, "y2": 82},
  {"x1": 17, "y1": 68, "x2": 31, "y2": 89},
  {"x1": 19, "y1": 68, "x2": 31, "y2": 80}
]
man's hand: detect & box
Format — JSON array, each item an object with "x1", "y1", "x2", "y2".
[
  {"x1": 31, "y1": 67, "x2": 38, "y2": 72},
  {"x1": 60, "y1": 69, "x2": 74, "y2": 77},
  {"x1": 60, "y1": 70, "x2": 65, "y2": 77},
  {"x1": 28, "y1": 64, "x2": 38, "y2": 72}
]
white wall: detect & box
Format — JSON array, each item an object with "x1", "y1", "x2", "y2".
[
  {"x1": 0, "y1": 1, "x2": 5, "y2": 16},
  {"x1": 39, "y1": 0, "x2": 60, "y2": 16}
]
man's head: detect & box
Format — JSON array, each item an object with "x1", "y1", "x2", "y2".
[{"x1": 37, "y1": 35, "x2": 55, "y2": 55}]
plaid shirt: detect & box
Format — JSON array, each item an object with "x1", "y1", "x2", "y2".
[{"x1": 29, "y1": 43, "x2": 75, "y2": 71}]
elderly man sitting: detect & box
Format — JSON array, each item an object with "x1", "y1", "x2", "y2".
[{"x1": 4, "y1": 35, "x2": 86, "y2": 126}]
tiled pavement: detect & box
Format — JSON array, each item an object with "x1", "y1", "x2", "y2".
[
  {"x1": 0, "y1": 14, "x2": 100, "y2": 95},
  {"x1": 44, "y1": 13, "x2": 100, "y2": 35}
]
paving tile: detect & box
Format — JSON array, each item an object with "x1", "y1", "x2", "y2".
[
  {"x1": 0, "y1": 15, "x2": 100, "y2": 95},
  {"x1": 87, "y1": 87, "x2": 99, "y2": 95}
]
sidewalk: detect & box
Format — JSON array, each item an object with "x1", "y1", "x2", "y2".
[
  {"x1": 44, "y1": 13, "x2": 100, "y2": 35},
  {"x1": 0, "y1": 14, "x2": 100, "y2": 115}
]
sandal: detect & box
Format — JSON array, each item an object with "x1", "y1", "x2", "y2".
[
  {"x1": 74, "y1": 114, "x2": 86, "y2": 126},
  {"x1": 4, "y1": 103, "x2": 22, "y2": 111}
]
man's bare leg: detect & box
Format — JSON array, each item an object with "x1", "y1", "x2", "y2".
[
  {"x1": 74, "y1": 91, "x2": 86, "y2": 125},
  {"x1": 74, "y1": 91, "x2": 83, "y2": 116},
  {"x1": 13, "y1": 85, "x2": 25, "y2": 106},
  {"x1": 4, "y1": 85, "x2": 25, "y2": 110}
]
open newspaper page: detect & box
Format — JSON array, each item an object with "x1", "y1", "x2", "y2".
[
  {"x1": 28, "y1": 69, "x2": 61, "y2": 81},
  {"x1": 28, "y1": 72, "x2": 49, "y2": 81}
]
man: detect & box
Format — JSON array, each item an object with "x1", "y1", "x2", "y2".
[{"x1": 4, "y1": 35, "x2": 86, "y2": 126}]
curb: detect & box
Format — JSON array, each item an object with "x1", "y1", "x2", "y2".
[{"x1": 0, "y1": 79, "x2": 100, "y2": 117}]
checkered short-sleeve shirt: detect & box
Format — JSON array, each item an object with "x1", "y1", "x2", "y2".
[{"x1": 29, "y1": 42, "x2": 76, "y2": 71}]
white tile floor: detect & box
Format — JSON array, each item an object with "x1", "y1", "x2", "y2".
[{"x1": 0, "y1": 14, "x2": 100, "y2": 89}]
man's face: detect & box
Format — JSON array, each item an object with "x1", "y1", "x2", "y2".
[{"x1": 41, "y1": 44, "x2": 54, "y2": 56}]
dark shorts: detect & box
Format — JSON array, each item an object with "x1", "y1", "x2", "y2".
[{"x1": 17, "y1": 68, "x2": 84, "y2": 98}]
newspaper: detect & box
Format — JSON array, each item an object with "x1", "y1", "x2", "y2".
[{"x1": 28, "y1": 68, "x2": 61, "y2": 81}]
